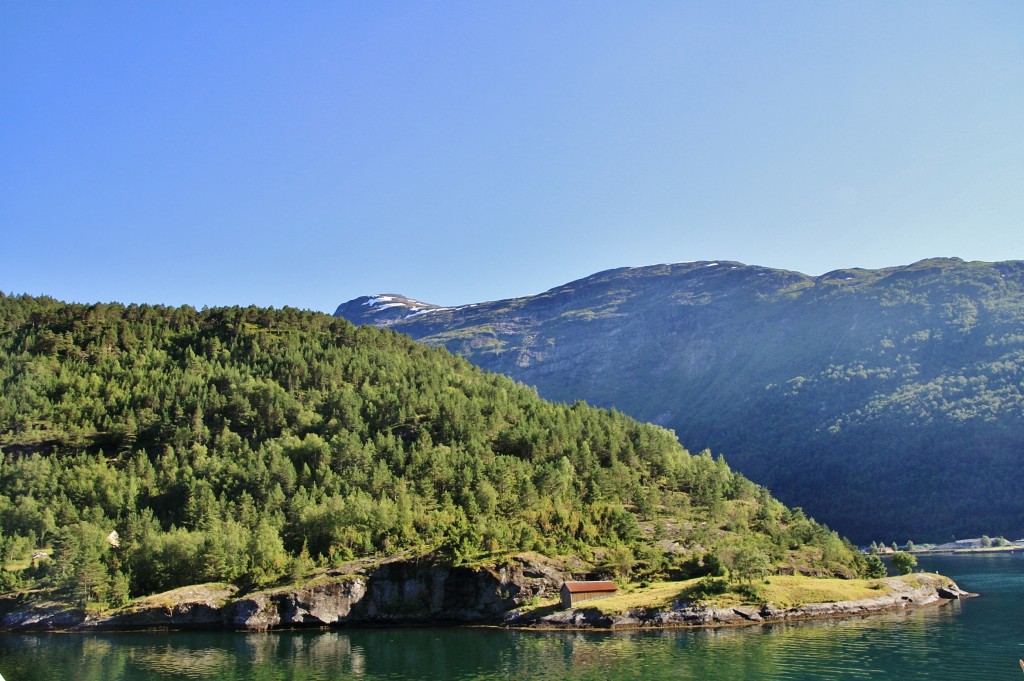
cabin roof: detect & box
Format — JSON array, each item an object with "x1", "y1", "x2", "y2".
[{"x1": 562, "y1": 580, "x2": 617, "y2": 594}]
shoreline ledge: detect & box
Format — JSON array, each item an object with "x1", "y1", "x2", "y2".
[
  {"x1": 0, "y1": 556, "x2": 976, "y2": 633},
  {"x1": 514, "y1": 574, "x2": 976, "y2": 630}
]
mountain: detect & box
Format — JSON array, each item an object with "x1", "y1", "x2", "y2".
[
  {"x1": 335, "y1": 258, "x2": 1024, "y2": 543},
  {"x1": 0, "y1": 295, "x2": 866, "y2": 606}
]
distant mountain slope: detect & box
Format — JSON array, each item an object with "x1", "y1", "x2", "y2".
[{"x1": 335, "y1": 258, "x2": 1024, "y2": 543}]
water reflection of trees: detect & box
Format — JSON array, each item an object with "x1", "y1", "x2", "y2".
[{"x1": 0, "y1": 605, "x2": 973, "y2": 681}]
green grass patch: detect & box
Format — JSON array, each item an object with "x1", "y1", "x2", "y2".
[
  {"x1": 540, "y1": 574, "x2": 940, "y2": 617},
  {"x1": 756, "y1": 575, "x2": 890, "y2": 608},
  {"x1": 127, "y1": 583, "x2": 237, "y2": 611},
  {"x1": 3, "y1": 548, "x2": 51, "y2": 572},
  {"x1": 264, "y1": 570, "x2": 364, "y2": 593},
  {"x1": 585, "y1": 580, "x2": 698, "y2": 614}
]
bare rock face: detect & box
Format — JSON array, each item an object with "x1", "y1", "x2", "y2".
[
  {"x1": 498, "y1": 554, "x2": 566, "y2": 601},
  {"x1": 0, "y1": 599, "x2": 85, "y2": 630},
  {"x1": 220, "y1": 554, "x2": 569, "y2": 630},
  {"x1": 937, "y1": 584, "x2": 972, "y2": 600},
  {"x1": 0, "y1": 585, "x2": 237, "y2": 631},
  {"x1": 351, "y1": 554, "x2": 568, "y2": 624},
  {"x1": 102, "y1": 601, "x2": 225, "y2": 629},
  {"x1": 90, "y1": 584, "x2": 236, "y2": 630},
  {"x1": 537, "y1": 608, "x2": 615, "y2": 628},
  {"x1": 227, "y1": 592, "x2": 280, "y2": 630},
  {"x1": 0, "y1": 553, "x2": 574, "y2": 632},
  {"x1": 226, "y1": 577, "x2": 369, "y2": 630},
  {"x1": 281, "y1": 578, "x2": 369, "y2": 625}
]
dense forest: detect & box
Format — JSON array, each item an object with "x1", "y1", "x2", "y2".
[
  {"x1": 0, "y1": 295, "x2": 867, "y2": 608},
  {"x1": 336, "y1": 258, "x2": 1024, "y2": 542}
]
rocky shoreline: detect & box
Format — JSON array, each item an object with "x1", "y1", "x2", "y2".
[
  {"x1": 0, "y1": 555, "x2": 975, "y2": 633},
  {"x1": 523, "y1": 574, "x2": 974, "y2": 630}
]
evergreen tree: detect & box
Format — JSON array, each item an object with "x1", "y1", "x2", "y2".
[
  {"x1": 863, "y1": 554, "x2": 887, "y2": 579},
  {"x1": 891, "y1": 552, "x2": 917, "y2": 575}
]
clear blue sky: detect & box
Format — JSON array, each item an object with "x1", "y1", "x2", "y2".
[{"x1": 3, "y1": 2, "x2": 1022, "y2": 311}]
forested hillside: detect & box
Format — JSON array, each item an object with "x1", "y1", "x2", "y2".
[
  {"x1": 0, "y1": 295, "x2": 864, "y2": 607},
  {"x1": 335, "y1": 258, "x2": 1024, "y2": 543}
]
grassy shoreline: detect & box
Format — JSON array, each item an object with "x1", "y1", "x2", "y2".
[{"x1": 512, "y1": 572, "x2": 960, "y2": 625}]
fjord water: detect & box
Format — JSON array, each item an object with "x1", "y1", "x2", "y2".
[{"x1": 1, "y1": 554, "x2": 1022, "y2": 680}]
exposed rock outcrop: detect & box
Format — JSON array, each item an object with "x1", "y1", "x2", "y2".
[
  {"x1": 936, "y1": 583, "x2": 972, "y2": 600},
  {"x1": 100, "y1": 584, "x2": 237, "y2": 629},
  {"x1": 0, "y1": 553, "x2": 570, "y2": 632},
  {"x1": 0, "y1": 596, "x2": 85, "y2": 630}
]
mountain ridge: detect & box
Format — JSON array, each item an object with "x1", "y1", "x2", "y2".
[{"x1": 335, "y1": 257, "x2": 1024, "y2": 543}]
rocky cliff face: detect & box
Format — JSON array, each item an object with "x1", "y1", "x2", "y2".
[
  {"x1": 227, "y1": 558, "x2": 565, "y2": 630},
  {"x1": 0, "y1": 554, "x2": 569, "y2": 632},
  {"x1": 335, "y1": 258, "x2": 1024, "y2": 543},
  {"x1": 228, "y1": 578, "x2": 368, "y2": 630}
]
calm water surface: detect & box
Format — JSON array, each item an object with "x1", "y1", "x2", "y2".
[{"x1": 1, "y1": 553, "x2": 1021, "y2": 680}]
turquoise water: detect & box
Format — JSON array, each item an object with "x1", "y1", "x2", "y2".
[{"x1": 1, "y1": 553, "x2": 1021, "y2": 680}]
